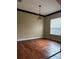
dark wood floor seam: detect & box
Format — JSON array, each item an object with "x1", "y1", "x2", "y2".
[{"x1": 46, "y1": 51, "x2": 61, "y2": 59}]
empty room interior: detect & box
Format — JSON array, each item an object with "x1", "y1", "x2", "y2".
[{"x1": 17, "y1": 0, "x2": 61, "y2": 59}]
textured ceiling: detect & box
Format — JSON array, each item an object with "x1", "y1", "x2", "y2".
[{"x1": 17, "y1": 0, "x2": 61, "y2": 15}]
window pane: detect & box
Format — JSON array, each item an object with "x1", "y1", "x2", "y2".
[{"x1": 50, "y1": 17, "x2": 61, "y2": 35}]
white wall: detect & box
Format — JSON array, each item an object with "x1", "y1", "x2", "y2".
[
  {"x1": 17, "y1": 11, "x2": 61, "y2": 42},
  {"x1": 44, "y1": 12, "x2": 61, "y2": 42},
  {"x1": 17, "y1": 11, "x2": 44, "y2": 41}
]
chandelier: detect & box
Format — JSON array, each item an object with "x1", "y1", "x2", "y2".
[{"x1": 38, "y1": 5, "x2": 42, "y2": 20}]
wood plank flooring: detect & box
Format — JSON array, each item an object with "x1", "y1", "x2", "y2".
[{"x1": 17, "y1": 39, "x2": 61, "y2": 59}]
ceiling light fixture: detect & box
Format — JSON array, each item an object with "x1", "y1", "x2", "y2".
[
  {"x1": 18, "y1": 0, "x2": 22, "y2": 2},
  {"x1": 38, "y1": 5, "x2": 42, "y2": 20}
]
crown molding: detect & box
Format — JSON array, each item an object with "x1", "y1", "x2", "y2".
[
  {"x1": 17, "y1": 8, "x2": 61, "y2": 17},
  {"x1": 44, "y1": 10, "x2": 61, "y2": 17},
  {"x1": 17, "y1": 8, "x2": 45, "y2": 17}
]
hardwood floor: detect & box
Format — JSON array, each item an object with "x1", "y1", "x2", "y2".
[{"x1": 17, "y1": 39, "x2": 61, "y2": 59}]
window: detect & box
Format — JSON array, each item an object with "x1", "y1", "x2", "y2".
[{"x1": 50, "y1": 17, "x2": 61, "y2": 36}]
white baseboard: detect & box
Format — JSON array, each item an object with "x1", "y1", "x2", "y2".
[{"x1": 17, "y1": 37, "x2": 42, "y2": 41}]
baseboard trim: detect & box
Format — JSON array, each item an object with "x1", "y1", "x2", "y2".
[{"x1": 17, "y1": 37, "x2": 42, "y2": 41}]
